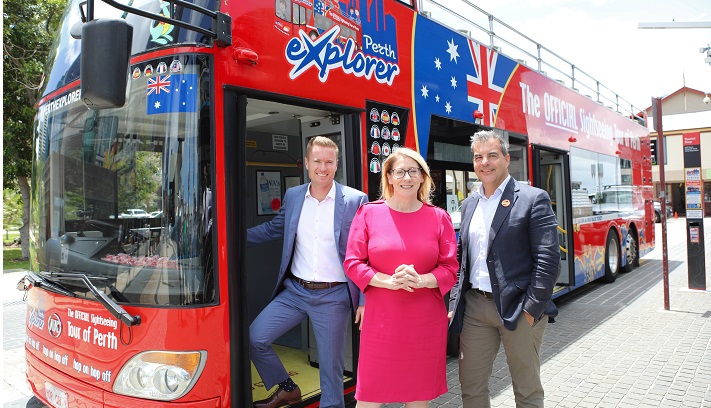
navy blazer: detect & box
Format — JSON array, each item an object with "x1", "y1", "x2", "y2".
[
  {"x1": 247, "y1": 182, "x2": 368, "y2": 313},
  {"x1": 449, "y1": 177, "x2": 560, "y2": 332}
]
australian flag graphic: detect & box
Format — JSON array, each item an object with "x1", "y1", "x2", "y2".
[
  {"x1": 413, "y1": 18, "x2": 518, "y2": 150},
  {"x1": 146, "y1": 73, "x2": 198, "y2": 115}
]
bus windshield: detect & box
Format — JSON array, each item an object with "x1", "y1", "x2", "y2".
[{"x1": 30, "y1": 54, "x2": 214, "y2": 307}]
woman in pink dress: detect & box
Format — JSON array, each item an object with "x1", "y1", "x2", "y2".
[{"x1": 344, "y1": 148, "x2": 459, "y2": 407}]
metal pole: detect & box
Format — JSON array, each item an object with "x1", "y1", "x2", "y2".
[
  {"x1": 87, "y1": 0, "x2": 94, "y2": 21},
  {"x1": 652, "y1": 97, "x2": 670, "y2": 310}
]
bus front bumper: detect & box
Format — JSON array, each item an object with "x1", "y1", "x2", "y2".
[{"x1": 26, "y1": 350, "x2": 220, "y2": 408}]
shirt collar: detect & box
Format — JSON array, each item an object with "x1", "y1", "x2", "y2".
[
  {"x1": 305, "y1": 181, "x2": 337, "y2": 200},
  {"x1": 476, "y1": 175, "x2": 511, "y2": 199}
]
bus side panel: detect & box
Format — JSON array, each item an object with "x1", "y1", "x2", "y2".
[{"x1": 570, "y1": 217, "x2": 645, "y2": 290}]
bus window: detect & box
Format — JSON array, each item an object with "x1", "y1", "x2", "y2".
[
  {"x1": 293, "y1": 3, "x2": 308, "y2": 24},
  {"x1": 276, "y1": 0, "x2": 289, "y2": 21},
  {"x1": 571, "y1": 146, "x2": 635, "y2": 214},
  {"x1": 31, "y1": 55, "x2": 214, "y2": 306},
  {"x1": 507, "y1": 142, "x2": 528, "y2": 183}
]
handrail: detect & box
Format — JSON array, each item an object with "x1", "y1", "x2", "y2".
[
  {"x1": 418, "y1": 0, "x2": 646, "y2": 123},
  {"x1": 96, "y1": 0, "x2": 232, "y2": 46}
]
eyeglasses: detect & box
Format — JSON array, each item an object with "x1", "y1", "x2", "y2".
[{"x1": 390, "y1": 167, "x2": 422, "y2": 179}]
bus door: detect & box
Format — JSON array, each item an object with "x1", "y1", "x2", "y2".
[
  {"x1": 531, "y1": 146, "x2": 572, "y2": 288},
  {"x1": 234, "y1": 96, "x2": 359, "y2": 404},
  {"x1": 429, "y1": 168, "x2": 476, "y2": 233}
]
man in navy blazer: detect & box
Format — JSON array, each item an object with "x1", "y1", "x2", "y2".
[
  {"x1": 449, "y1": 130, "x2": 560, "y2": 408},
  {"x1": 248, "y1": 136, "x2": 367, "y2": 408}
]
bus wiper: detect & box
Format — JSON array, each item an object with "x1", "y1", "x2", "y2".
[
  {"x1": 43, "y1": 272, "x2": 142, "y2": 327},
  {"x1": 24, "y1": 270, "x2": 76, "y2": 298}
]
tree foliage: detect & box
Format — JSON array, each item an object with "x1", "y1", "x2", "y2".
[
  {"x1": 3, "y1": 0, "x2": 67, "y2": 189},
  {"x1": 3, "y1": 188, "x2": 24, "y2": 228},
  {"x1": 4, "y1": 0, "x2": 68, "y2": 258}
]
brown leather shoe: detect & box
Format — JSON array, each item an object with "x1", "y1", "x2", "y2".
[{"x1": 253, "y1": 386, "x2": 302, "y2": 408}]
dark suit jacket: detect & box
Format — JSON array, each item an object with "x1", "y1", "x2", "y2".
[
  {"x1": 449, "y1": 177, "x2": 560, "y2": 332},
  {"x1": 247, "y1": 182, "x2": 368, "y2": 313}
]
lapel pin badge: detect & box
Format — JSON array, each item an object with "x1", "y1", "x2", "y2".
[{"x1": 501, "y1": 199, "x2": 511, "y2": 207}]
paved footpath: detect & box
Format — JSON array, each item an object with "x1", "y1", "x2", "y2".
[
  {"x1": 4, "y1": 218, "x2": 711, "y2": 407},
  {"x1": 427, "y1": 218, "x2": 711, "y2": 408}
]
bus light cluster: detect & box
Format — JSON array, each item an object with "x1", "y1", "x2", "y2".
[{"x1": 113, "y1": 350, "x2": 207, "y2": 401}]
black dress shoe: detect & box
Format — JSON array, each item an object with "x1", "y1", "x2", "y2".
[{"x1": 254, "y1": 386, "x2": 302, "y2": 408}]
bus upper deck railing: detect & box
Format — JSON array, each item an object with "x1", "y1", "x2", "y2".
[{"x1": 418, "y1": 0, "x2": 646, "y2": 124}]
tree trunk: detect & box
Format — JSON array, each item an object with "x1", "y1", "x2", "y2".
[{"x1": 18, "y1": 176, "x2": 31, "y2": 260}]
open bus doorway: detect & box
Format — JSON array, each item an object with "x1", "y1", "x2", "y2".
[
  {"x1": 425, "y1": 117, "x2": 529, "y2": 232},
  {"x1": 240, "y1": 97, "x2": 359, "y2": 404},
  {"x1": 532, "y1": 147, "x2": 572, "y2": 290}
]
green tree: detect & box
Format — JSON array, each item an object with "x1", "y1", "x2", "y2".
[
  {"x1": 3, "y1": 188, "x2": 23, "y2": 230},
  {"x1": 3, "y1": 0, "x2": 67, "y2": 258}
]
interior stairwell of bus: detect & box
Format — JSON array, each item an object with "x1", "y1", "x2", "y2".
[{"x1": 243, "y1": 98, "x2": 355, "y2": 404}]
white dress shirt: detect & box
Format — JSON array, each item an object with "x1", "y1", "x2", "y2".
[
  {"x1": 468, "y1": 175, "x2": 511, "y2": 292},
  {"x1": 291, "y1": 182, "x2": 346, "y2": 282}
]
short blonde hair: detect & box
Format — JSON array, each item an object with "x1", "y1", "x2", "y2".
[
  {"x1": 306, "y1": 136, "x2": 339, "y2": 158},
  {"x1": 380, "y1": 147, "x2": 433, "y2": 204}
]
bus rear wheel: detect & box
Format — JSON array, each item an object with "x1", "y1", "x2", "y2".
[
  {"x1": 621, "y1": 230, "x2": 638, "y2": 273},
  {"x1": 602, "y1": 230, "x2": 620, "y2": 283}
]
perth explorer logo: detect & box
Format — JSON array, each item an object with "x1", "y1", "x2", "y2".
[{"x1": 285, "y1": 26, "x2": 400, "y2": 86}]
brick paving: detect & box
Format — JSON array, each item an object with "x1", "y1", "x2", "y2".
[
  {"x1": 4, "y1": 218, "x2": 711, "y2": 407},
  {"x1": 428, "y1": 217, "x2": 711, "y2": 408}
]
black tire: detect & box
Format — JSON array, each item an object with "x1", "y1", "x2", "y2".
[
  {"x1": 655, "y1": 210, "x2": 661, "y2": 223},
  {"x1": 602, "y1": 230, "x2": 620, "y2": 283},
  {"x1": 621, "y1": 229, "x2": 638, "y2": 273}
]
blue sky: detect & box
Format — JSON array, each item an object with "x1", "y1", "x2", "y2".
[{"x1": 425, "y1": 0, "x2": 710, "y2": 111}]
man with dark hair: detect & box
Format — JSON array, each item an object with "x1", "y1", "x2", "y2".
[{"x1": 449, "y1": 130, "x2": 560, "y2": 408}]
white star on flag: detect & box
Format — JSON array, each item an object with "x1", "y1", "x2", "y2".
[
  {"x1": 450, "y1": 76, "x2": 457, "y2": 88},
  {"x1": 445, "y1": 101, "x2": 452, "y2": 114},
  {"x1": 435, "y1": 57, "x2": 442, "y2": 70},
  {"x1": 447, "y1": 39, "x2": 459, "y2": 63},
  {"x1": 421, "y1": 85, "x2": 429, "y2": 98}
]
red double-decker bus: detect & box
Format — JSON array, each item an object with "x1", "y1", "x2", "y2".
[
  {"x1": 274, "y1": 0, "x2": 362, "y2": 47},
  {"x1": 23, "y1": 0, "x2": 652, "y2": 406}
]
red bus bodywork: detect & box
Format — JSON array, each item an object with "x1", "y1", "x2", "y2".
[{"x1": 25, "y1": 0, "x2": 652, "y2": 407}]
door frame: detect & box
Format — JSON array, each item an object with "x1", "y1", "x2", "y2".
[
  {"x1": 223, "y1": 89, "x2": 363, "y2": 407},
  {"x1": 531, "y1": 145, "x2": 573, "y2": 288}
]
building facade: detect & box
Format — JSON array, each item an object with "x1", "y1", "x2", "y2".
[{"x1": 646, "y1": 87, "x2": 711, "y2": 217}]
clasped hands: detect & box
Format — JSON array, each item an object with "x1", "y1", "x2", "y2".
[{"x1": 388, "y1": 264, "x2": 424, "y2": 292}]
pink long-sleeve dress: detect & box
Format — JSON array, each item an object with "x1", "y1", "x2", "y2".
[{"x1": 344, "y1": 201, "x2": 459, "y2": 402}]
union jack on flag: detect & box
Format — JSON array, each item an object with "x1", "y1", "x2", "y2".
[
  {"x1": 146, "y1": 73, "x2": 198, "y2": 115},
  {"x1": 467, "y1": 42, "x2": 504, "y2": 127},
  {"x1": 147, "y1": 75, "x2": 171, "y2": 96},
  {"x1": 413, "y1": 18, "x2": 517, "y2": 149}
]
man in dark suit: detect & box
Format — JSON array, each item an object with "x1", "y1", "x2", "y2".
[
  {"x1": 449, "y1": 130, "x2": 560, "y2": 408},
  {"x1": 248, "y1": 136, "x2": 368, "y2": 408}
]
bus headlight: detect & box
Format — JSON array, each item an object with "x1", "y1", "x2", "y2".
[{"x1": 113, "y1": 350, "x2": 206, "y2": 401}]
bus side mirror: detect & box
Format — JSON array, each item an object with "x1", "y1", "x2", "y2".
[{"x1": 81, "y1": 19, "x2": 133, "y2": 109}]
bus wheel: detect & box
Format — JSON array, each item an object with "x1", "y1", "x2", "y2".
[
  {"x1": 309, "y1": 31, "x2": 318, "y2": 40},
  {"x1": 602, "y1": 230, "x2": 620, "y2": 283},
  {"x1": 621, "y1": 230, "x2": 638, "y2": 273}
]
